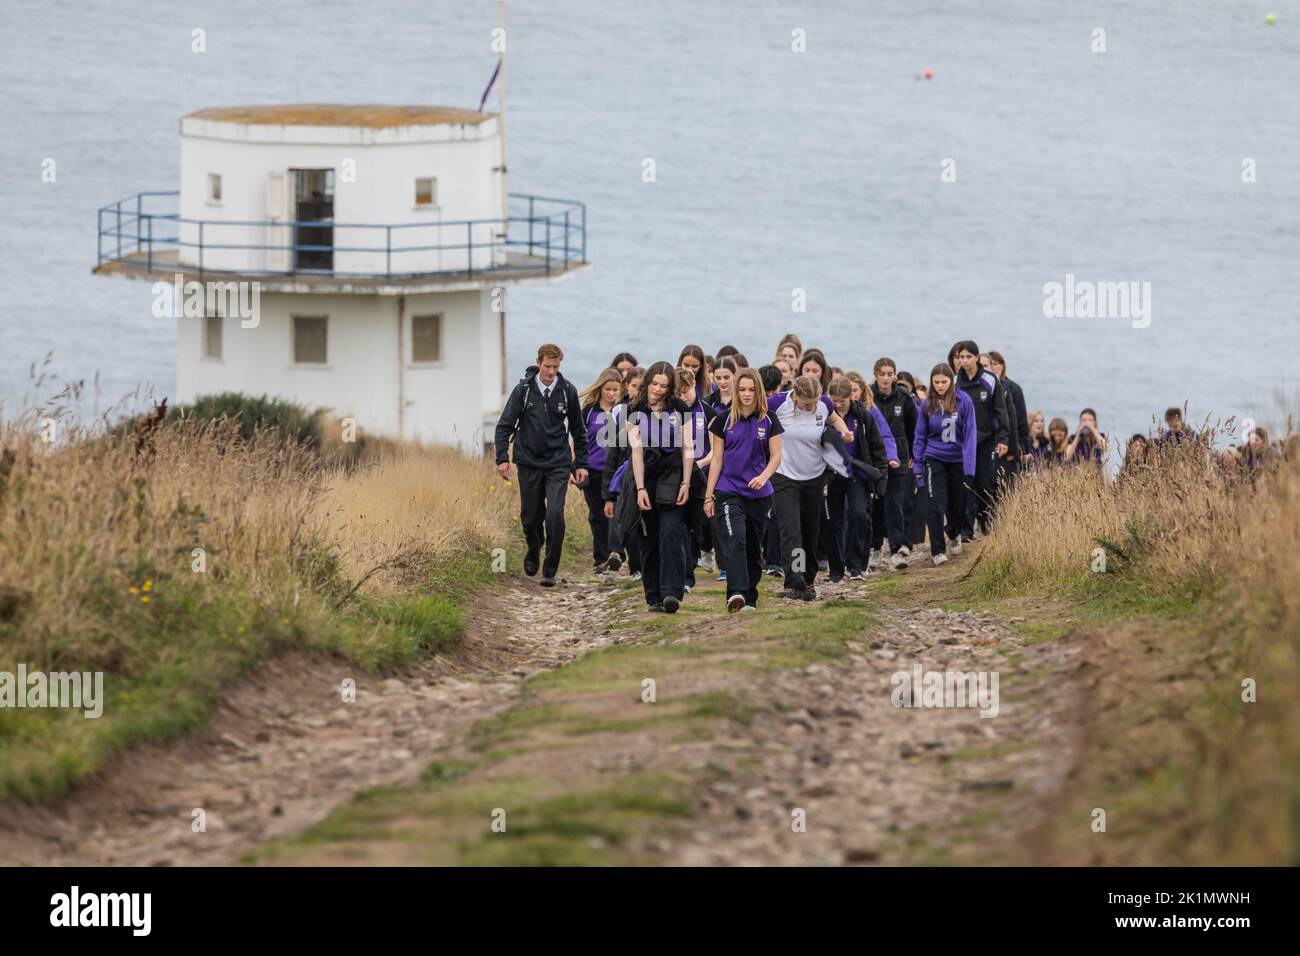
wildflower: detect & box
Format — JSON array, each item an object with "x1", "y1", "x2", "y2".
[
  {"x1": 141, "y1": 596, "x2": 150, "y2": 604},
  {"x1": 129, "y1": 586, "x2": 139, "y2": 595},
  {"x1": 143, "y1": 580, "x2": 153, "y2": 592}
]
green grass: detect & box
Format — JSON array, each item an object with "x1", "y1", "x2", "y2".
[{"x1": 0, "y1": 553, "x2": 495, "y2": 804}]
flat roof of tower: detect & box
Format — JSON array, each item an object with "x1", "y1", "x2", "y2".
[{"x1": 184, "y1": 104, "x2": 495, "y2": 127}]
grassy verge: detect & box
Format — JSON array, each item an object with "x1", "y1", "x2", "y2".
[
  {"x1": 0, "y1": 410, "x2": 514, "y2": 803},
  {"x1": 958, "y1": 439, "x2": 1300, "y2": 865}
]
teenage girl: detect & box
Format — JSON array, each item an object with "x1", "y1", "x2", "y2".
[
  {"x1": 824, "y1": 375, "x2": 889, "y2": 581},
  {"x1": 704, "y1": 368, "x2": 784, "y2": 612},
  {"x1": 710, "y1": 357, "x2": 738, "y2": 414},
  {"x1": 913, "y1": 363, "x2": 976, "y2": 566},
  {"x1": 768, "y1": 374, "x2": 854, "y2": 599},
  {"x1": 610, "y1": 352, "x2": 638, "y2": 377},
  {"x1": 579, "y1": 368, "x2": 626, "y2": 574},
  {"x1": 623, "y1": 361, "x2": 695, "y2": 613},
  {"x1": 602, "y1": 366, "x2": 647, "y2": 577}
]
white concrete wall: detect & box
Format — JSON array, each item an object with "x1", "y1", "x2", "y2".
[
  {"x1": 177, "y1": 118, "x2": 501, "y2": 276},
  {"x1": 175, "y1": 290, "x2": 504, "y2": 451}
]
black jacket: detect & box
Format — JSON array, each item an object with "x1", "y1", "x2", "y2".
[
  {"x1": 871, "y1": 382, "x2": 918, "y2": 464},
  {"x1": 823, "y1": 399, "x2": 889, "y2": 495},
  {"x1": 1001, "y1": 376, "x2": 1030, "y2": 457},
  {"x1": 956, "y1": 367, "x2": 1010, "y2": 447},
  {"x1": 494, "y1": 367, "x2": 588, "y2": 471}
]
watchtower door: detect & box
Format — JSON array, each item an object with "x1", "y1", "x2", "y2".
[{"x1": 292, "y1": 168, "x2": 334, "y2": 272}]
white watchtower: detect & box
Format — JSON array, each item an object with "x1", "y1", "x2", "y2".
[{"x1": 94, "y1": 104, "x2": 587, "y2": 450}]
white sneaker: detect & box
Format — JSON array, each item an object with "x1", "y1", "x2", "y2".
[
  {"x1": 741, "y1": 604, "x2": 758, "y2": 612},
  {"x1": 890, "y1": 552, "x2": 907, "y2": 571},
  {"x1": 867, "y1": 549, "x2": 882, "y2": 571},
  {"x1": 898, "y1": 546, "x2": 911, "y2": 558},
  {"x1": 727, "y1": 594, "x2": 745, "y2": 613},
  {"x1": 951, "y1": 537, "x2": 963, "y2": 555},
  {"x1": 932, "y1": 553, "x2": 948, "y2": 567},
  {"x1": 700, "y1": 551, "x2": 716, "y2": 573}
]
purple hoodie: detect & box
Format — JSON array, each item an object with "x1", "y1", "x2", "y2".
[{"x1": 913, "y1": 389, "x2": 977, "y2": 477}]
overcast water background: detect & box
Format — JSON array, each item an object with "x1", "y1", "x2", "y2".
[{"x1": 2, "y1": 0, "x2": 1298, "y2": 448}]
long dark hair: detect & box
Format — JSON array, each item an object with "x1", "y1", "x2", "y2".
[
  {"x1": 799, "y1": 348, "x2": 832, "y2": 394},
  {"x1": 632, "y1": 361, "x2": 678, "y2": 414},
  {"x1": 677, "y1": 343, "x2": 707, "y2": 396},
  {"x1": 925, "y1": 363, "x2": 958, "y2": 416}
]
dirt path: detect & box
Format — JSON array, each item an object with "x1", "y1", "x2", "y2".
[
  {"x1": 0, "y1": 577, "x2": 621, "y2": 866},
  {"x1": 663, "y1": 599, "x2": 1087, "y2": 865},
  {"x1": 2, "y1": 553, "x2": 1091, "y2": 866}
]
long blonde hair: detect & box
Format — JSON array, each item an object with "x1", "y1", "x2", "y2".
[
  {"x1": 729, "y1": 368, "x2": 769, "y2": 428},
  {"x1": 580, "y1": 368, "x2": 624, "y2": 410}
]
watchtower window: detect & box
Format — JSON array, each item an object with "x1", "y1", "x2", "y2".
[
  {"x1": 207, "y1": 173, "x2": 222, "y2": 203},
  {"x1": 293, "y1": 315, "x2": 328, "y2": 364},
  {"x1": 415, "y1": 176, "x2": 437, "y2": 207},
  {"x1": 411, "y1": 314, "x2": 442, "y2": 363}
]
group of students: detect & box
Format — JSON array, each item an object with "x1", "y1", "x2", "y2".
[{"x1": 494, "y1": 336, "x2": 1106, "y2": 614}]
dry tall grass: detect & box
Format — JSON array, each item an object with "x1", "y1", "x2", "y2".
[
  {"x1": 0, "y1": 407, "x2": 521, "y2": 799},
  {"x1": 976, "y1": 431, "x2": 1300, "y2": 864}
]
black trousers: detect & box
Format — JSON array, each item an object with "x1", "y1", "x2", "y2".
[
  {"x1": 764, "y1": 506, "x2": 782, "y2": 567},
  {"x1": 882, "y1": 467, "x2": 914, "y2": 551},
  {"x1": 924, "y1": 459, "x2": 966, "y2": 555},
  {"x1": 685, "y1": 496, "x2": 705, "y2": 585},
  {"x1": 825, "y1": 472, "x2": 870, "y2": 576},
  {"x1": 907, "y1": 478, "x2": 927, "y2": 546},
  {"x1": 581, "y1": 471, "x2": 611, "y2": 566},
  {"x1": 714, "y1": 493, "x2": 770, "y2": 607},
  {"x1": 963, "y1": 438, "x2": 998, "y2": 538},
  {"x1": 517, "y1": 464, "x2": 570, "y2": 576},
  {"x1": 772, "y1": 472, "x2": 826, "y2": 590},
  {"x1": 636, "y1": 504, "x2": 688, "y2": 606}
]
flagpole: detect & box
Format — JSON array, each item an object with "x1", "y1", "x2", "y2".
[{"x1": 497, "y1": 0, "x2": 508, "y2": 259}]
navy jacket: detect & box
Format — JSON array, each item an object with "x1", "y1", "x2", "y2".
[
  {"x1": 956, "y1": 367, "x2": 1010, "y2": 447},
  {"x1": 494, "y1": 367, "x2": 588, "y2": 471}
]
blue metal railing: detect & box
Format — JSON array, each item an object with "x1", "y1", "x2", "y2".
[{"x1": 95, "y1": 190, "x2": 586, "y2": 279}]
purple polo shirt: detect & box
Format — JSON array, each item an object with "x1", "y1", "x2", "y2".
[{"x1": 708, "y1": 411, "x2": 784, "y2": 498}]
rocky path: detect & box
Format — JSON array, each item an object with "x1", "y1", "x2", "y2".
[
  {"x1": 0, "y1": 577, "x2": 620, "y2": 866},
  {"x1": 666, "y1": 603, "x2": 1086, "y2": 865}
]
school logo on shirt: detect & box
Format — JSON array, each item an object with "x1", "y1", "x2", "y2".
[
  {"x1": 979, "y1": 390, "x2": 988, "y2": 401},
  {"x1": 757, "y1": 426, "x2": 767, "y2": 439},
  {"x1": 893, "y1": 405, "x2": 902, "y2": 416}
]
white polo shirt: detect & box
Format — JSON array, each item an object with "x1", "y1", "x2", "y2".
[{"x1": 770, "y1": 393, "x2": 833, "y2": 481}]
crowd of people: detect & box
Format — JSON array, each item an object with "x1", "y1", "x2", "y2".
[{"x1": 493, "y1": 336, "x2": 1283, "y2": 614}]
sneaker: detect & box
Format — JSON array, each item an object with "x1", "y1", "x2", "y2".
[
  {"x1": 716, "y1": 570, "x2": 727, "y2": 582},
  {"x1": 606, "y1": 552, "x2": 623, "y2": 573},
  {"x1": 848, "y1": 570, "x2": 865, "y2": 582},
  {"x1": 630, "y1": 571, "x2": 642, "y2": 581},
  {"x1": 800, "y1": 587, "x2": 817, "y2": 601},
  {"x1": 540, "y1": 575, "x2": 556, "y2": 588},
  {"x1": 592, "y1": 564, "x2": 606, "y2": 576},
  {"x1": 684, "y1": 584, "x2": 693, "y2": 594},
  {"x1": 780, "y1": 588, "x2": 803, "y2": 601},
  {"x1": 889, "y1": 552, "x2": 907, "y2": 571},
  {"x1": 768, "y1": 566, "x2": 784, "y2": 579},
  {"x1": 932, "y1": 553, "x2": 948, "y2": 567},
  {"x1": 701, "y1": 551, "x2": 717, "y2": 573},
  {"x1": 828, "y1": 574, "x2": 844, "y2": 584},
  {"x1": 898, "y1": 546, "x2": 911, "y2": 558},
  {"x1": 524, "y1": 552, "x2": 540, "y2": 576},
  {"x1": 817, "y1": 559, "x2": 829, "y2": 573},
  {"x1": 663, "y1": 596, "x2": 681, "y2": 614},
  {"x1": 951, "y1": 537, "x2": 963, "y2": 555},
  {"x1": 741, "y1": 604, "x2": 758, "y2": 612},
  {"x1": 727, "y1": 594, "x2": 746, "y2": 613},
  {"x1": 648, "y1": 603, "x2": 665, "y2": 612}
]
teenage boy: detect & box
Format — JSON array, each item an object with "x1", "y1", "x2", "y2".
[{"x1": 495, "y1": 343, "x2": 589, "y2": 587}]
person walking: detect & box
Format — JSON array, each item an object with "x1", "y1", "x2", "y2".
[{"x1": 494, "y1": 343, "x2": 589, "y2": 588}]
